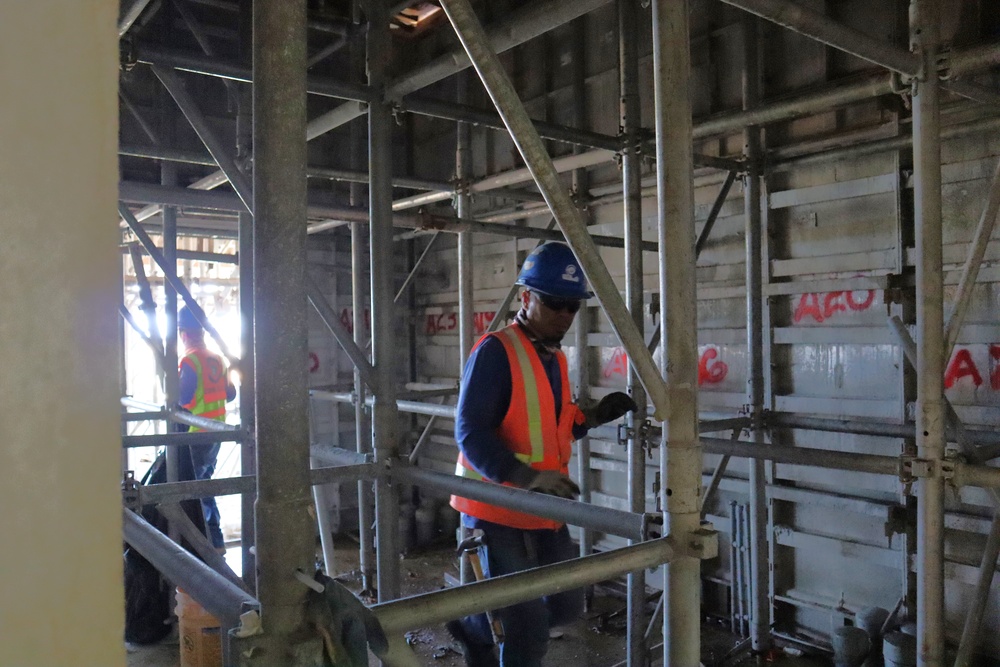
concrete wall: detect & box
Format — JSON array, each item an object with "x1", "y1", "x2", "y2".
[{"x1": 0, "y1": 2, "x2": 123, "y2": 665}]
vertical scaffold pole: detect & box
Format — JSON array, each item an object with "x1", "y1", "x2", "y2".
[
  {"x1": 742, "y1": 13, "x2": 772, "y2": 655},
  {"x1": 910, "y1": 1, "x2": 945, "y2": 665},
  {"x1": 252, "y1": 0, "x2": 314, "y2": 655},
  {"x1": 367, "y1": 0, "x2": 402, "y2": 602},
  {"x1": 651, "y1": 0, "x2": 701, "y2": 664},
  {"x1": 619, "y1": 0, "x2": 648, "y2": 664}
]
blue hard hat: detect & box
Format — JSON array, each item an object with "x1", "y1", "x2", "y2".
[
  {"x1": 178, "y1": 306, "x2": 203, "y2": 331},
  {"x1": 515, "y1": 242, "x2": 593, "y2": 299}
]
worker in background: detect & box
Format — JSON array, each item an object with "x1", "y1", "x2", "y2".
[
  {"x1": 177, "y1": 305, "x2": 236, "y2": 554},
  {"x1": 446, "y1": 242, "x2": 638, "y2": 667}
]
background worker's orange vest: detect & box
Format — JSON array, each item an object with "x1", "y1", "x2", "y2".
[
  {"x1": 179, "y1": 347, "x2": 228, "y2": 431},
  {"x1": 451, "y1": 324, "x2": 583, "y2": 530}
]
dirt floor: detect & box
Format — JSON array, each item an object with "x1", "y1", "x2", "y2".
[{"x1": 126, "y1": 534, "x2": 834, "y2": 667}]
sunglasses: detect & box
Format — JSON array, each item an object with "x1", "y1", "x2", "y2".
[{"x1": 533, "y1": 291, "x2": 582, "y2": 314}]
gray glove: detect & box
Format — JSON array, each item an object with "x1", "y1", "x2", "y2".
[
  {"x1": 582, "y1": 391, "x2": 639, "y2": 428},
  {"x1": 525, "y1": 470, "x2": 581, "y2": 499},
  {"x1": 306, "y1": 572, "x2": 388, "y2": 666}
]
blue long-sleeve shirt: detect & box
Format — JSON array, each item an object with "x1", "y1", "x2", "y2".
[{"x1": 455, "y1": 333, "x2": 588, "y2": 491}]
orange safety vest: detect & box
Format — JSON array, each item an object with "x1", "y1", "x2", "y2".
[
  {"x1": 179, "y1": 347, "x2": 228, "y2": 431},
  {"x1": 450, "y1": 324, "x2": 584, "y2": 530}
]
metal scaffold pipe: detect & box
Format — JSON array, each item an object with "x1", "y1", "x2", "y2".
[
  {"x1": 719, "y1": 0, "x2": 919, "y2": 76},
  {"x1": 618, "y1": 0, "x2": 648, "y2": 661},
  {"x1": 122, "y1": 509, "x2": 257, "y2": 626},
  {"x1": 942, "y1": 156, "x2": 1000, "y2": 360},
  {"x1": 438, "y1": 0, "x2": 671, "y2": 421},
  {"x1": 373, "y1": 537, "x2": 676, "y2": 634},
  {"x1": 367, "y1": 0, "x2": 403, "y2": 603},
  {"x1": 910, "y1": 2, "x2": 946, "y2": 665},
  {"x1": 394, "y1": 464, "x2": 647, "y2": 541},
  {"x1": 251, "y1": 0, "x2": 316, "y2": 652},
  {"x1": 652, "y1": 0, "x2": 702, "y2": 663},
  {"x1": 742, "y1": 13, "x2": 771, "y2": 654}
]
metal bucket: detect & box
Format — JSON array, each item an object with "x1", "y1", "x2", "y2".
[
  {"x1": 833, "y1": 626, "x2": 872, "y2": 667},
  {"x1": 883, "y1": 632, "x2": 917, "y2": 667}
]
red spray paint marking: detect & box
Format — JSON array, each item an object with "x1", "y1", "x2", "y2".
[
  {"x1": 698, "y1": 348, "x2": 728, "y2": 385},
  {"x1": 602, "y1": 346, "x2": 728, "y2": 386},
  {"x1": 793, "y1": 290, "x2": 876, "y2": 324},
  {"x1": 339, "y1": 308, "x2": 371, "y2": 336},
  {"x1": 945, "y1": 348, "x2": 982, "y2": 389},
  {"x1": 424, "y1": 311, "x2": 497, "y2": 335}
]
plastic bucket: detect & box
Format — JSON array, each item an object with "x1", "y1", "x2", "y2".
[{"x1": 175, "y1": 588, "x2": 222, "y2": 667}]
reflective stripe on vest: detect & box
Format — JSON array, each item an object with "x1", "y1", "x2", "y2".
[
  {"x1": 499, "y1": 326, "x2": 545, "y2": 463},
  {"x1": 180, "y1": 349, "x2": 227, "y2": 431},
  {"x1": 450, "y1": 324, "x2": 583, "y2": 530}
]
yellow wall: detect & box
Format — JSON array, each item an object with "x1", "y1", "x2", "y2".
[{"x1": 0, "y1": 2, "x2": 123, "y2": 665}]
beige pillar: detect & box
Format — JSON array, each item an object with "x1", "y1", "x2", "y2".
[{"x1": 0, "y1": 2, "x2": 123, "y2": 665}]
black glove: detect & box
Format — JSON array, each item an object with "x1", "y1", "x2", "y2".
[
  {"x1": 526, "y1": 470, "x2": 581, "y2": 499},
  {"x1": 582, "y1": 391, "x2": 639, "y2": 427}
]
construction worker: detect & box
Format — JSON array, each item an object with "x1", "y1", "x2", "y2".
[
  {"x1": 446, "y1": 242, "x2": 638, "y2": 667},
  {"x1": 177, "y1": 305, "x2": 236, "y2": 553}
]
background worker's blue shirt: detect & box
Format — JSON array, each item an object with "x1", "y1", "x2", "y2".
[{"x1": 455, "y1": 334, "x2": 588, "y2": 527}]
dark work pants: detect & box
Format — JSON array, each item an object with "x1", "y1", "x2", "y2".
[
  {"x1": 458, "y1": 520, "x2": 584, "y2": 667},
  {"x1": 190, "y1": 442, "x2": 223, "y2": 549}
]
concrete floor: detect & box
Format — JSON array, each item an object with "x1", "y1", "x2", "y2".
[{"x1": 125, "y1": 535, "x2": 833, "y2": 667}]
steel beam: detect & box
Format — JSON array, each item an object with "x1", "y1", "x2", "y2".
[
  {"x1": 719, "y1": 0, "x2": 919, "y2": 76},
  {"x1": 152, "y1": 66, "x2": 253, "y2": 212},
  {"x1": 252, "y1": 0, "x2": 315, "y2": 650},
  {"x1": 651, "y1": 0, "x2": 701, "y2": 663},
  {"x1": 439, "y1": 0, "x2": 670, "y2": 420},
  {"x1": 942, "y1": 157, "x2": 1000, "y2": 359}
]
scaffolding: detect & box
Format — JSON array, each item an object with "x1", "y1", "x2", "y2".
[{"x1": 115, "y1": 1, "x2": 1000, "y2": 665}]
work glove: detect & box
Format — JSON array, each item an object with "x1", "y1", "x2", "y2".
[
  {"x1": 526, "y1": 470, "x2": 581, "y2": 499},
  {"x1": 306, "y1": 572, "x2": 388, "y2": 667},
  {"x1": 582, "y1": 391, "x2": 639, "y2": 428}
]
